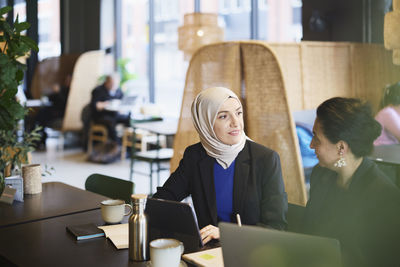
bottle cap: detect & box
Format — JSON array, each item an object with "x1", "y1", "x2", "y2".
[{"x1": 131, "y1": 194, "x2": 147, "y2": 203}]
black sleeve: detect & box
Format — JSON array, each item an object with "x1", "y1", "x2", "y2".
[
  {"x1": 152, "y1": 147, "x2": 192, "y2": 201},
  {"x1": 259, "y1": 151, "x2": 288, "y2": 230},
  {"x1": 90, "y1": 88, "x2": 101, "y2": 112}
]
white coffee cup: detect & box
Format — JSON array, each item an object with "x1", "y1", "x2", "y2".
[
  {"x1": 100, "y1": 199, "x2": 132, "y2": 224},
  {"x1": 150, "y1": 238, "x2": 184, "y2": 267}
]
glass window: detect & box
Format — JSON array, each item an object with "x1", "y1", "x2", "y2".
[
  {"x1": 37, "y1": 0, "x2": 61, "y2": 60},
  {"x1": 153, "y1": 0, "x2": 193, "y2": 117},
  {"x1": 13, "y1": 1, "x2": 26, "y2": 23},
  {"x1": 203, "y1": 0, "x2": 251, "y2": 40},
  {"x1": 120, "y1": 0, "x2": 150, "y2": 102},
  {"x1": 258, "y1": 0, "x2": 302, "y2": 41},
  {"x1": 0, "y1": 0, "x2": 7, "y2": 9},
  {"x1": 121, "y1": 0, "x2": 193, "y2": 118},
  {"x1": 119, "y1": 0, "x2": 302, "y2": 118}
]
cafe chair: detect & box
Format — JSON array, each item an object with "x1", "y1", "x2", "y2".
[
  {"x1": 120, "y1": 127, "x2": 166, "y2": 161},
  {"x1": 130, "y1": 148, "x2": 174, "y2": 195},
  {"x1": 85, "y1": 173, "x2": 135, "y2": 204},
  {"x1": 87, "y1": 123, "x2": 108, "y2": 155}
]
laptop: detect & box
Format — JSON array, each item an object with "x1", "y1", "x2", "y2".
[
  {"x1": 219, "y1": 222, "x2": 342, "y2": 267},
  {"x1": 145, "y1": 198, "x2": 205, "y2": 253},
  {"x1": 120, "y1": 95, "x2": 138, "y2": 106}
]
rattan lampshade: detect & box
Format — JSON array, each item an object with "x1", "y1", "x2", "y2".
[
  {"x1": 178, "y1": 13, "x2": 224, "y2": 60},
  {"x1": 384, "y1": 0, "x2": 400, "y2": 65}
]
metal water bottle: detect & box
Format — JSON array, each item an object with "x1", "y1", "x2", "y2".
[{"x1": 129, "y1": 194, "x2": 148, "y2": 261}]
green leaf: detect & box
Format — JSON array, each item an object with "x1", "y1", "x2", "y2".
[
  {"x1": 15, "y1": 22, "x2": 30, "y2": 32},
  {"x1": 0, "y1": 6, "x2": 12, "y2": 16},
  {"x1": 20, "y1": 35, "x2": 38, "y2": 52},
  {"x1": 2, "y1": 87, "x2": 17, "y2": 99},
  {"x1": 16, "y1": 69, "x2": 24, "y2": 82}
]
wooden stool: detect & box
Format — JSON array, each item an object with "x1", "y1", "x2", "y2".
[{"x1": 87, "y1": 123, "x2": 108, "y2": 155}]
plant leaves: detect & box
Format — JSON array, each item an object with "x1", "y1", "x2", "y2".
[
  {"x1": 0, "y1": 6, "x2": 12, "y2": 16},
  {"x1": 15, "y1": 22, "x2": 30, "y2": 32},
  {"x1": 20, "y1": 35, "x2": 39, "y2": 52}
]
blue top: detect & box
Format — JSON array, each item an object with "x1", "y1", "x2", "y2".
[
  {"x1": 213, "y1": 160, "x2": 235, "y2": 222},
  {"x1": 296, "y1": 125, "x2": 318, "y2": 168}
]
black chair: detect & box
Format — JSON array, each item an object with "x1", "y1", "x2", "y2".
[
  {"x1": 130, "y1": 148, "x2": 173, "y2": 195},
  {"x1": 287, "y1": 203, "x2": 306, "y2": 233},
  {"x1": 85, "y1": 173, "x2": 135, "y2": 204}
]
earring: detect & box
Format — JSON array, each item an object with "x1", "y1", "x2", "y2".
[{"x1": 334, "y1": 151, "x2": 346, "y2": 168}]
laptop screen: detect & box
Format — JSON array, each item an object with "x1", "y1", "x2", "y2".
[
  {"x1": 145, "y1": 198, "x2": 204, "y2": 253},
  {"x1": 219, "y1": 222, "x2": 342, "y2": 267}
]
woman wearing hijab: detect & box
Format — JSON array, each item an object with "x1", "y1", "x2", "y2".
[{"x1": 153, "y1": 87, "x2": 288, "y2": 244}]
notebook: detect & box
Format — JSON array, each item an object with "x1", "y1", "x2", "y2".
[
  {"x1": 219, "y1": 222, "x2": 342, "y2": 267},
  {"x1": 146, "y1": 198, "x2": 204, "y2": 253},
  {"x1": 66, "y1": 223, "x2": 105, "y2": 241}
]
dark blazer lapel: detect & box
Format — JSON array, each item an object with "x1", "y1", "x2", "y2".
[
  {"x1": 233, "y1": 141, "x2": 251, "y2": 215},
  {"x1": 199, "y1": 154, "x2": 218, "y2": 225}
]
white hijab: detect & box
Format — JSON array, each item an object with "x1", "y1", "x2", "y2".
[{"x1": 191, "y1": 87, "x2": 247, "y2": 169}]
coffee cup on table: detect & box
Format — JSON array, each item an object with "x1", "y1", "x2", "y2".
[
  {"x1": 150, "y1": 238, "x2": 184, "y2": 267},
  {"x1": 100, "y1": 199, "x2": 132, "y2": 224}
]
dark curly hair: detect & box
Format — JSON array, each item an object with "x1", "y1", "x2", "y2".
[
  {"x1": 316, "y1": 97, "x2": 381, "y2": 158},
  {"x1": 382, "y1": 82, "x2": 400, "y2": 107}
]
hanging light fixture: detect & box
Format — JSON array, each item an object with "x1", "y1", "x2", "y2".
[
  {"x1": 178, "y1": 13, "x2": 224, "y2": 60},
  {"x1": 384, "y1": 0, "x2": 400, "y2": 65}
]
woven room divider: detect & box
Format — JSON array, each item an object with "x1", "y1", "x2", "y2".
[
  {"x1": 30, "y1": 53, "x2": 80, "y2": 99},
  {"x1": 269, "y1": 42, "x2": 400, "y2": 113},
  {"x1": 170, "y1": 41, "x2": 308, "y2": 206}
]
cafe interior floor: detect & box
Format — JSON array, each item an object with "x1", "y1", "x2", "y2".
[{"x1": 31, "y1": 137, "x2": 170, "y2": 195}]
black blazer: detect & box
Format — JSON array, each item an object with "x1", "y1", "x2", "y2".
[
  {"x1": 153, "y1": 140, "x2": 288, "y2": 230},
  {"x1": 90, "y1": 85, "x2": 123, "y2": 118},
  {"x1": 303, "y1": 158, "x2": 400, "y2": 267}
]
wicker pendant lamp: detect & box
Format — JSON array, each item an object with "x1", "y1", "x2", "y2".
[
  {"x1": 178, "y1": 13, "x2": 224, "y2": 60},
  {"x1": 384, "y1": 0, "x2": 400, "y2": 65}
]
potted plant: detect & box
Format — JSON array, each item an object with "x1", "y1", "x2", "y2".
[
  {"x1": 0, "y1": 6, "x2": 40, "y2": 194},
  {"x1": 117, "y1": 58, "x2": 137, "y2": 92}
]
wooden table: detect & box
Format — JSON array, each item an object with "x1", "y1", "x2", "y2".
[
  {"x1": 0, "y1": 209, "x2": 148, "y2": 267},
  {"x1": 0, "y1": 182, "x2": 107, "y2": 228},
  {"x1": 131, "y1": 118, "x2": 178, "y2": 137}
]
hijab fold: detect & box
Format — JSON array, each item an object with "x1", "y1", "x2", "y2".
[{"x1": 191, "y1": 87, "x2": 247, "y2": 169}]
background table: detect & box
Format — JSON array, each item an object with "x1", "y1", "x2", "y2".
[{"x1": 0, "y1": 182, "x2": 107, "y2": 228}]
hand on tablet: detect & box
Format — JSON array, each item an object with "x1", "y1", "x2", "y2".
[{"x1": 200, "y1": 224, "x2": 220, "y2": 244}]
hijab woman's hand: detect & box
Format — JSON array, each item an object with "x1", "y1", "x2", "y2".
[{"x1": 200, "y1": 224, "x2": 220, "y2": 244}]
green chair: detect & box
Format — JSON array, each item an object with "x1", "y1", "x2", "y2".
[{"x1": 85, "y1": 173, "x2": 135, "y2": 204}]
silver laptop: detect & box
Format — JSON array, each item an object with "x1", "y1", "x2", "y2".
[{"x1": 219, "y1": 222, "x2": 342, "y2": 267}]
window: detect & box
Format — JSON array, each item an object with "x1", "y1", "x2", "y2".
[
  {"x1": 37, "y1": 0, "x2": 60, "y2": 60},
  {"x1": 118, "y1": 0, "x2": 302, "y2": 118}
]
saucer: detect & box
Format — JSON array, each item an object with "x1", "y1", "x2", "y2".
[{"x1": 146, "y1": 260, "x2": 187, "y2": 267}]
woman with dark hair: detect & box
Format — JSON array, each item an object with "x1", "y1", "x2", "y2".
[
  {"x1": 303, "y1": 97, "x2": 400, "y2": 267},
  {"x1": 153, "y1": 87, "x2": 287, "y2": 245},
  {"x1": 374, "y1": 82, "x2": 400, "y2": 145}
]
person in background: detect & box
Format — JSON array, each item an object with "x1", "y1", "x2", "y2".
[
  {"x1": 374, "y1": 82, "x2": 400, "y2": 146},
  {"x1": 153, "y1": 87, "x2": 288, "y2": 245},
  {"x1": 90, "y1": 73, "x2": 130, "y2": 142},
  {"x1": 33, "y1": 74, "x2": 72, "y2": 150},
  {"x1": 303, "y1": 97, "x2": 400, "y2": 267}
]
